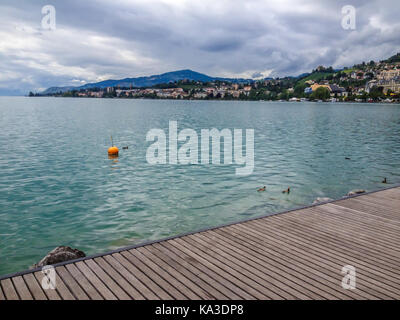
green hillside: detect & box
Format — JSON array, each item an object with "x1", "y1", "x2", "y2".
[
  {"x1": 298, "y1": 71, "x2": 335, "y2": 84},
  {"x1": 385, "y1": 53, "x2": 400, "y2": 63}
]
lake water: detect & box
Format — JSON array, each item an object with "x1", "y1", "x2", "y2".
[{"x1": 1, "y1": 97, "x2": 400, "y2": 275}]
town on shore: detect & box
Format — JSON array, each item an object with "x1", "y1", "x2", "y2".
[{"x1": 31, "y1": 53, "x2": 400, "y2": 103}]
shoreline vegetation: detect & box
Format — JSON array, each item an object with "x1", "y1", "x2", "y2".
[
  {"x1": 27, "y1": 94, "x2": 400, "y2": 104},
  {"x1": 28, "y1": 94, "x2": 400, "y2": 105},
  {"x1": 30, "y1": 53, "x2": 400, "y2": 104}
]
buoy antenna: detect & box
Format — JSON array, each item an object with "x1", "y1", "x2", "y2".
[{"x1": 108, "y1": 136, "x2": 119, "y2": 156}]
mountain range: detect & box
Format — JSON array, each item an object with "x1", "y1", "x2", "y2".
[
  {"x1": 31, "y1": 52, "x2": 400, "y2": 95},
  {"x1": 42, "y1": 69, "x2": 259, "y2": 94}
]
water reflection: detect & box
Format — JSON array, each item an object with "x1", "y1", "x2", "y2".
[{"x1": 108, "y1": 154, "x2": 119, "y2": 169}]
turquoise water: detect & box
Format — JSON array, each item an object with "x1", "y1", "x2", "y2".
[{"x1": 1, "y1": 97, "x2": 400, "y2": 275}]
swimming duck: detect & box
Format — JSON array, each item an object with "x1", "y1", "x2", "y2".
[
  {"x1": 282, "y1": 187, "x2": 290, "y2": 194},
  {"x1": 382, "y1": 177, "x2": 387, "y2": 184},
  {"x1": 122, "y1": 146, "x2": 129, "y2": 150},
  {"x1": 258, "y1": 186, "x2": 266, "y2": 192}
]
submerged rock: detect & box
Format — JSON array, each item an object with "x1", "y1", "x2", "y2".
[
  {"x1": 313, "y1": 197, "x2": 333, "y2": 205},
  {"x1": 32, "y1": 246, "x2": 85, "y2": 269},
  {"x1": 347, "y1": 189, "x2": 366, "y2": 196}
]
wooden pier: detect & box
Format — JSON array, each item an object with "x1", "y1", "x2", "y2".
[{"x1": 1, "y1": 186, "x2": 400, "y2": 300}]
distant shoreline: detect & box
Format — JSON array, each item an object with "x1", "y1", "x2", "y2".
[{"x1": 25, "y1": 95, "x2": 400, "y2": 104}]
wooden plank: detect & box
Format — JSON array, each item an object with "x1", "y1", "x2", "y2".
[
  {"x1": 267, "y1": 211, "x2": 400, "y2": 269},
  {"x1": 370, "y1": 193, "x2": 400, "y2": 202},
  {"x1": 308, "y1": 208, "x2": 400, "y2": 251},
  {"x1": 240, "y1": 218, "x2": 400, "y2": 295},
  {"x1": 230, "y1": 222, "x2": 397, "y2": 299},
  {"x1": 136, "y1": 247, "x2": 209, "y2": 299},
  {"x1": 288, "y1": 209, "x2": 400, "y2": 297},
  {"x1": 33, "y1": 271, "x2": 62, "y2": 300},
  {"x1": 102, "y1": 254, "x2": 157, "y2": 300},
  {"x1": 335, "y1": 198, "x2": 400, "y2": 221},
  {"x1": 335, "y1": 203, "x2": 400, "y2": 222},
  {"x1": 305, "y1": 208, "x2": 400, "y2": 252},
  {"x1": 371, "y1": 188, "x2": 400, "y2": 200},
  {"x1": 205, "y1": 228, "x2": 332, "y2": 299},
  {"x1": 12, "y1": 276, "x2": 33, "y2": 300},
  {"x1": 94, "y1": 257, "x2": 145, "y2": 300},
  {"x1": 150, "y1": 243, "x2": 233, "y2": 300},
  {"x1": 56, "y1": 266, "x2": 89, "y2": 300},
  {"x1": 75, "y1": 261, "x2": 117, "y2": 300},
  {"x1": 254, "y1": 214, "x2": 400, "y2": 276},
  {"x1": 121, "y1": 250, "x2": 188, "y2": 300},
  {"x1": 65, "y1": 264, "x2": 103, "y2": 300},
  {"x1": 112, "y1": 252, "x2": 172, "y2": 300},
  {"x1": 129, "y1": 248, "x2": 202, "y2": 300},
  {"x1": 85, "y1": 259, "x2": 130, "y2": 300},
  {"x1": 170, "y1": 238, "x2": 272, "y2": 299},
  {"x1": 190, "y1": 232, "x2": 311, "y2": 300},
  {"x1": 363, "y1": 194, "x2": 400, "y2": 207},
  {"x1": 47, "y1": 271, "x2": 74, "y2": 300},
  {"x1": 325, "y1": 203, "x2": 400, "y2": 230},
  {"x1": 349, "y1": 197, "x2": 400, "y2": 217},
  {"x1": 244, "y1": 213, "x2": 400, "y2": 285},
  {"x1": 210, "y1": 226, "x2": 358, "y2": 300},
  {"x1": 323, "y1": 202, "x2": 400, "y2": 232},
  {"x1": 1, "y1": 278, "x2": 19, "y2": 300},
  {"x1": 145, "y1": 244, "x2": 226, "y2": 299},
  {"x1": 273, "y1": 212, "x2": 400, "y2": 271},
  {"x1": 157, "y1": 241, "x2": 252, "y2": 299},
  {"x1": 204, "y1": 228, "x2": 365, "y2": 300},
  {"x1": 0, "y1": 283, "x2": 5, "y2": 300},
  {"x1": 310, "y1": 210, "x2": 400, "y2": 243},
  {"x1": 23, "y1": 273, "x2": 47, "y2": 300},
  {"x1": 249, "y1": 217, "x2": 400, "y2": 292},
  {"x1": 366, "y1": 193, "x2": 400, "y2": 202}
]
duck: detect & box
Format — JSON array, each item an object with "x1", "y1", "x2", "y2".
[
  {"x1": 382, "y1": 177, "x2": 387, "y2": 184},
  {"x1": 282, "y1": 187, "x2": 290, "y2": 194},
  {"x1": 345, "y1": 157, "x2": 351, "y2": 160},
  {"x1": 257, "y1": 186, "x2": 266, "y2": 192},
  {"x1": 122, "y1": 146, "x2": 129, "y2": 150}
]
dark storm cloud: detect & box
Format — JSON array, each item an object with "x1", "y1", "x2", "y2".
[{"x1": 0, "y1": 0, "x2": 399, "y2": 93}]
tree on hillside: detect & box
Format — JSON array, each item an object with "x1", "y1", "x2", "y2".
[
  {"x1": 278, "y1": 90, "x2": 289, "y2": 100},
  {"x1": 294, "y1": 83, "x2": 306, "y2": 97},
  {"x1": 310, "y1": 87, "x2": 330, "y2": 100},
  {"x1": 369, "y1": 86, "x2": 385, "y2": 100},
  {"x1": 386, "y1": 53, "x2": 400, "y2": 63}
]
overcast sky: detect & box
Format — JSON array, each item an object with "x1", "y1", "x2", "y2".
[{"x1": 0, "y1": 0, "x2": 399, "y2": 94}]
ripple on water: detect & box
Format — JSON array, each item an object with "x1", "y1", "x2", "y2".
[{"x1": 0, "y1": 98, "x2": 400, "y2": 274}]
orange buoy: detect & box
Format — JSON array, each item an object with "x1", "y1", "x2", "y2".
[
  {"x1": 108, "y1": 146, "x2": 119, "y2": 156},
  {"x1": 108, "y1": 135, "x2": 119, "y2": 156}
]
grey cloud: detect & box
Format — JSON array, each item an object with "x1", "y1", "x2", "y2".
[
  {"x1": 199, "y1": 38, "x2": 244, "y2": 52},
  {"x1": 251, "y1": 72, "x2": 264, "y2": 78},
  {"x1": 0, "y1": 0, "x2": 399, "y2": 94}
]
